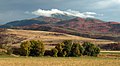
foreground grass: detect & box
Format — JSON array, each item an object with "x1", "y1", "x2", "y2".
[{"x1": 0, "y1": 56, "x2": 119, "y2": 66}]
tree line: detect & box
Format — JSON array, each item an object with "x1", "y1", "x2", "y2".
[{"x1": 15, "y1": 40, "x2": 100, "y2": 57}]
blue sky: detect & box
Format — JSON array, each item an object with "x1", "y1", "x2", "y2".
[{"x1": 0, "y1": 0, "x2": 120, "y2": 24}]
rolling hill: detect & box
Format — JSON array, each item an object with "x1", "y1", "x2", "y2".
[
  {"x1": 0, "y1": 29, "x2": 115, "y2": 50},
  {"x1": 0, "y1": 15, "x2": 120, "y2": 41}
]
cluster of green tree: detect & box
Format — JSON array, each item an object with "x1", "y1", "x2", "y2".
[
  {"x1": 19, "y1": 40, "x2": 100, "y2": 57},
  {"x1": 50, "y1": 40, "x2": 100, "y2": 57},
  {"x1": 20, "y1": 40, "x2": 45, "y2": 56}
]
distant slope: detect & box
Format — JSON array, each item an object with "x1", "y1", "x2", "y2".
[
  {"x1": 0, "y1": 29, "x2": 115, "y2": 48},
  {"x1": 0, "y1": 16, "x2": 120, "y2": 41}
]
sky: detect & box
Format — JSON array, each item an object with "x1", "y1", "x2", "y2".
[{"x1": 0, "y1": 0, "x2": 120, "y2": 24}]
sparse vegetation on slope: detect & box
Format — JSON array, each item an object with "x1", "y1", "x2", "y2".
[{"x1": 0, "y1": 29, "x2": 116, "y2": 51}]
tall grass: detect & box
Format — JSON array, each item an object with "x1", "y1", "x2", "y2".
[{"x1": 0, "y1": 57, "x2": 119, "y2": 66}]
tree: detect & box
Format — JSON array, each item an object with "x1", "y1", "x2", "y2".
[
  {"x1": 29, "y1": 40, "x2": 45, "y2": 56},
  {"x1": 54, "y1": 40, "x2": 84, "y2": 57},
  {"x1": 37, "y1": 41, "x2": 45, "y2": 56},
  {"x1": 62, "y1": 40, "x2": 73, "y2": 57},
  {"x1": 70, "y1": 43, "x2": 84, "y2": 57},
  {"x1": 54, "y1": 40, "x2": 73, "y2": 57},
  {"x1": 55, "y1": 43, "x2": 64, "y2": 57},
  {"x1": 20, "y1": 40, "x2": 45, "y2": 56},
  {"x1": 51, "y1": 48, "x2": 58, "y2": 57},
  {"x1": 82, "y1": 42, "x2": 100, "y2": 57},
  {"x1": 20, "y1": 41, "x2": 31, "y2": 56}
]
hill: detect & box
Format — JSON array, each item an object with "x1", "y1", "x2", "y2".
[
  {"x1": 0, "y1": 16, "x2": 120, "y2": 41},
  {"x1": 0, "y1": 29, "x2": 115, "y2": 50}
]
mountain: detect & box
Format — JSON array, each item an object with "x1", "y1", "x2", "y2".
[
  {"x1": 0, "y1": 15, "x2": 120, "y2": 41},
  {"x1": 0, "y1": 16, "x2": 62, "y2": 28},
  {"x1": 56, "y1": 18, "x2": 120, "y2": 33},
  {"x1": 51, "y1": 13, "x2": 76, "y2": 20}
]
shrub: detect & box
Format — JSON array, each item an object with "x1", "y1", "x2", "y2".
[
  {"x1": 54, "y1": 40, "x2": 73, "y2": 57},
  {"x1": 20, "y1": 40, "x2": 45, "y2": 56},
  {"x1": 6, "y1": 47, "x2": 13, "y2": 55},
  {"x1": 54, "y1": 40, "x2": 85, "y2": 57},
  {"x1": 55, "y1": 43, "x2": 64, "y2": 57},
  {"x1": 82, "y1": 42, "x2": 100, "y2": 57},
  {"x1": 44, "y1": 50, "x2": 52, "y2": 56},
  {"x1": 20, "y1": 41, "x2": 31, "y2": 56},
  {"x1": 29, "y1": 40, "x2": 45, "y2": 56},
  {"x1": 12, "y1": 48, "x2": 21, "y2": 55},
  {"x1": 62, "y1": 40, "x2": 73, "y2": 57},
  {"x1": 51, "y1": 48, "x2": 58, "y2": 57},
  {"x1": 0, "y1": 44, "x2": 13, "y2": 55},
  {"x1": 70, "y1": 43, "x2": 84, "y2": 57}
]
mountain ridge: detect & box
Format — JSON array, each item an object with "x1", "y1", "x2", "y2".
[{"x1": 0, "y1": 15, "x2": 120, "y2": 41}]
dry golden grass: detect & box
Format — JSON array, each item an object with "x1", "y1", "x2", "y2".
[
  {"x1": 6, "y1": 29, "x2": 115, "y2": 43},
  {"x1": 3, "y1": 29, "x2": 116, "y2": 50},
  {"x1": 0, "y1": 57, "x2": 119, "y2": 66}
]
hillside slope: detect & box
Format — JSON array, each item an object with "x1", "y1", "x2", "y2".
[
  {"x1": 0, "y1": 29, "x2": 115, "y2": 49},
  {"x1": 0, "y1": 16, "x2": 120, "y2": 41}
]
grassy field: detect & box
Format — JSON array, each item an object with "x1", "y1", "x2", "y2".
[
  {"x1": 0, "y1": 29, "x2": 120, "y2": 66},
  {"x1": 0, "y1": 57, "x2": 119, "y2": 66},
  {"x1": 6, "y1": 29, "x2": 115, "y2": 44},
  {"x1": 0, "y1": 51, "x2": 120, "y2": 66},
  {"x1": 2, "y1": 29, "x2": 115, "y2": 50}
]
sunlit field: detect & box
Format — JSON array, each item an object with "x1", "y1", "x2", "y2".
[{"x1": 0, "y1": 57, "x2": 120, "y2": 66}]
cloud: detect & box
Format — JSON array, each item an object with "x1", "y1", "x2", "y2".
[
  {"x1": 31, "y1": 9, "x2": 101, "y2": 18},
  {"x1": 92, "y1": 0, "x2": 120, "y2": 9}
]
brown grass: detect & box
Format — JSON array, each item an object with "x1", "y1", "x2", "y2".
[
  {"x1": 0, "y1": 57, "x2": 119, "y2": 66},
  {"x1": 2, "y1": 29, "x2": 116, "y2": 50}
]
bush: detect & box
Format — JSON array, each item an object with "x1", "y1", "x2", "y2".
[
  {"x1": 54, "y1": 40, "x2": 73, "y2": 57},
  {"x1": 6, "y1": 47, "x2": 13, "y2": 55},
  {"x1": 62, "y1": 40, "x2": 73, "y2": 57},
  {"x1": 20, "y1": 41, "x2": 31, "y2": 56},
  {"x1": 44, "y1": 50, "x2": 52, "y2": 56},
  {"x1": 51, "y1": 48, "x2": 58, "y2": 57},
  {"x1": 70, "y1": 43, "x2": 84, "y2": 57},
  {"x1": 82, "y1": 42, "x2": 100, "y2": 57},
  {"x1": 20, "y1": 40, "x2": 45, "y2": 56},
  {"x1": 55, "y1": 43, "x2": 64, "y2": 57},
  {"x1": 0, "y1": 44, "x2": 13, "y2": 55},
  {"x1": 12, "y1": 47, "x2": 21, "y2": 55},
  {"x1": 29, "y1": 40, "x2": 45, "y2": 56},
  {"x1": 55, "y1": 40, "x2": 85, "y2": 57}
]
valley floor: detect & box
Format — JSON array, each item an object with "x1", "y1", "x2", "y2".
[{"x1": 0, "y1": 57, "x2": 120, "y2": 66}]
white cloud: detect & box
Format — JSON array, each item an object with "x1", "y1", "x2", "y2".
[
  {"x1": 31, "y1": 9, "x2": 101, "y2": 18},
  {"x1": 83, "y1": 12, "x2": 97, "y2": 15},
  {"x1": 92, "y1": 0, "x2": 120, "y2": 9}
]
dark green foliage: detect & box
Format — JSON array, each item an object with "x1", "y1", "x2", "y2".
[
  {"x1": 54, "y1": 40, "x2": 85, "y2": 57},
  {"x1": 62, "y1": 40, "x2": 73, "y2": 57},
  {"x1": 19, "y1": 40, "x2": 100, "y2": 57},
  {"x1": 82, "y1": 42, "x2": 100, "y2": 57},
  {"x1": 20, "y1": 40, "x2": 45, "y2": 56},
  {"x1": 20, "y1": 41, "x2": 31, "y2": 56},
  {"x1": 12, "y1": 48, "x2": 21, "y2": 55},
  {"x1": 54, "y1": 40, "x2": 73, "y2": 57},
  {"x1": 44, "y1": 50, "x2": 52, "y2": 56},
  {"x1": 55, "y1": 43, "x2": 64, "y2": 57},
  {"x1": 29, "y1": 40, "x2": 45, "y2": 56},
  {"x1": 51, "y1": 48, "x2": 58, "y2": 57},
  {"x1": 70, "y1": 43, "x2": 84, "y2": 57}
]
